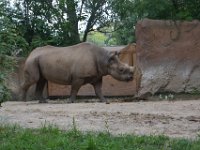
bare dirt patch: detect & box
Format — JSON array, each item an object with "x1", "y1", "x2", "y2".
[{"x1": 1, "y1": 99, "x2": 200, "y2": 139}]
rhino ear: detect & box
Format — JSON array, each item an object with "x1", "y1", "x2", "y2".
[
  {"x1": 109, "y1": 51, "x2": 119, "y2": 58},
  {"x1": 108, "y1": 51, "x2": 118, "y2": 63},
  {"x1": 115, "y1": 51, "x2": 120, "y2": 56}
]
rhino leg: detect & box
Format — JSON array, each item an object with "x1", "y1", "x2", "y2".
[
  {"x1": 20, "y1": 81, "x2": 32, "y2": 101},
  {"x1": 20, "y1": 72, "x2": 39, "y2": 101},
  {"x1": 35, "y1": 75, "x2": 47, "y2": 103},
  {"x1": 69, "y1": 79, "x2": 84, "y2": 103},
  {"x1": 20, "y1": 62, "x2": 40, "y2": 101},
  {"x1": 93, "y1": 79, "x2": 109, "y2": 104}
]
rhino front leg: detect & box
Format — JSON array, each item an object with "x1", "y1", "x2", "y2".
[
  {"x1": 70, "y1": 79, "x2": 84, "y2": 103},
  {"x1": 93, "y1": 79, "x2": 109, "y2": 104}
]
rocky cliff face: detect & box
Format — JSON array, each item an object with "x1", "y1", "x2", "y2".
[{"x1": 136, "y1": 19, "x2": 200, "y2": 96}]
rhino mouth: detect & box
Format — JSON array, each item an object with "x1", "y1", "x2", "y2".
[
  {"x1": 112, "y1": 75, "x2": 133, "y2": 82},
  {"x1": 125, "y1": 76, "x2": 133, "y2": 82}
]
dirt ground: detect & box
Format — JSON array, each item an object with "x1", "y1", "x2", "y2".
[{"x1": 1, "y1": 99, "x2": 200, "y2": 139}]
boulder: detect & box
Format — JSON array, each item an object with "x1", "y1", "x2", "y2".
[{"x1": 136, "y1": 19, "x2": 200, "y2": 96}]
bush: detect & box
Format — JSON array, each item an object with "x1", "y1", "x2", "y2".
[{"x1": 0, "y1": 55, "x2": 15, "y2": 106}]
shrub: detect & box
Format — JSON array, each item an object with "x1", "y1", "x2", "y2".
[{"x1": 0, "y1": 55, "x2": 15, "y2": 106}]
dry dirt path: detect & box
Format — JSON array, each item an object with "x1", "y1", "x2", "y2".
[{"x1": 1, "y1": 100, "x2": 200, "y2": 139}]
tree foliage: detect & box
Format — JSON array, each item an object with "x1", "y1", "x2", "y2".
[
  {"x1": 0, "y1": 55, "x2": 15, "y2": 106},
  {"x1": 0, "y1": 0, "x2": 28, "y2": 56},
  {"x1": 0, "y1": 0, "x2": 115, "y2": 54},
  {"x1": 110, "y1": 0, "x2": 200, "y2": 44},
  {"x1": 1, "y1": 0, "x2": 199, "y2": 53}
]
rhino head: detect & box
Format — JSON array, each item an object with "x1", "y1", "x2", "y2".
[{"x1": 107, "y1": 51, "x2": 135, "y2": 82}]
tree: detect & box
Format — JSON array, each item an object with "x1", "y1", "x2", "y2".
[
  {"x1": 110, "y1": 0, "x2": 200, "y2": 44},
  {"x1": 2, "y1": 0, "x2": 200, "y2": 52},
  {"x1": 13, "y1": 0, "x2": 59, "y2": 49},
  {"x1": 9, "y1": 0, "x2": 114, "y2": 49},
  {"x1": 81, "y1": 0, "x2": 109, "y2": 42},
  {"x1": 0, "y1": 0, "x2": 28, "y2": 56},
  {"x1": 169, "y1": 0, "x2": 200, "y2": 20},
  {"x1": 52, "y1": 0, "x2": 80, "y2": 45},
  {"x1": 109, "y1": 0, "x2": 137, "y2": 44},
  {"x1": 0, "y1": 0, "x2": 17, "y2": 105}
]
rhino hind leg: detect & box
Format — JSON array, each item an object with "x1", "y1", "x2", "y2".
[
  {"x1": 20, "y1": 73, "x2": 38, "y2": 101},
  {"x1": 92, "y1": 79, "x2": 109, "y2": 104},
  {"x1": 20, "y1": 81, "x2": 32, "y2": 101},
  {"x1": 20, "y1": 62, "x2": 40, "y2": 101},
  {"x1": 35, "y1": 75, "x2": 47, "y2": 103},
  {"x1": 69, "y1": 79, "x2": 84, "y2": 103}
]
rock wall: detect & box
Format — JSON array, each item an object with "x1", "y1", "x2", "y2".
[{"x1": 136, "y1": 19, "x2": 200, "y2": 96}]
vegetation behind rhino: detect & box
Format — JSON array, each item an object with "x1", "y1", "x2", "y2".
[{"x1": 20, "y1": 42, "x2": 135, "y2": 103}]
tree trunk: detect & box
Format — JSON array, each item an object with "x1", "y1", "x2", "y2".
[{"x1": 66, "y1": 0, "x2": 80, "y2": 44}]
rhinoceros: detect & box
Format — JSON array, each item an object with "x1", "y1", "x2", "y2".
[{"x1": 20, "y1": 42, "x2": 134, "y2": 103}]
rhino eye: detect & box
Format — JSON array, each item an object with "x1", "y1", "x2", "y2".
[{"x1": 119, "y1": 68, "x2": 124, "y2": 73}]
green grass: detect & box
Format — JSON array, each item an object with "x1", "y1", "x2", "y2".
[{"x1": 0, "y1": 123, "x2": 200, "y2": 150}]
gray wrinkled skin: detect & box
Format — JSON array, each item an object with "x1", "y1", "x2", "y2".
[{"x1": 20, "y1": 42, "x2": 135, "y2": 103}]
